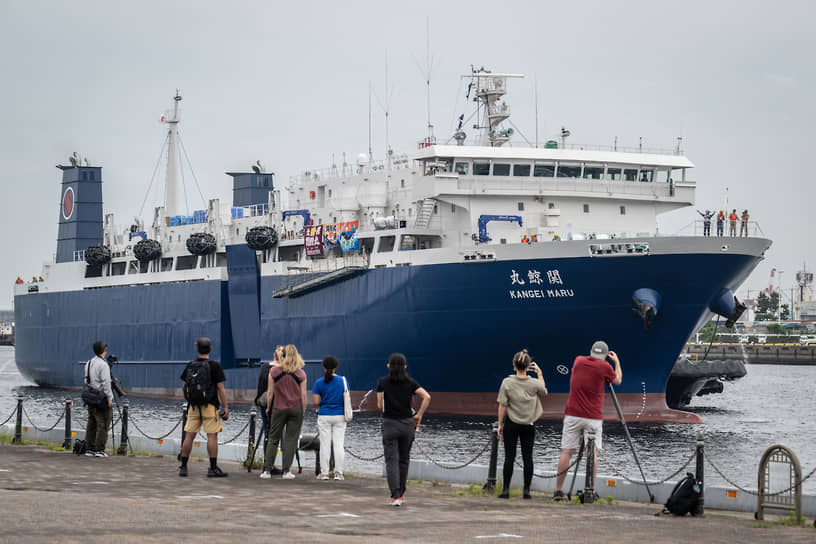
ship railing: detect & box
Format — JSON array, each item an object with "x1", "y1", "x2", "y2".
[
  {"x1": 275, "y1": 252, "x2": 369, "y2": 294},
  {"x1": 676, "y1": 220, "x2": 765, "y2": 237},
  {"x1": 452, "y1": 177, "x2": 684, "y2": 198},
  {"x1": 551, "y1": 142, "x2": 683, "y2": 155},
  {"x1": 287, "y1": 157, "x2": 413, "y2": 185}
]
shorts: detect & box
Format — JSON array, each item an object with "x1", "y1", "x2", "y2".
[
  {"x1": 184, "y1": 403, "x2": 222, "y2": 434},
  {"x1": 560, "y1": 415, "x2": 604, "y2": 451}
]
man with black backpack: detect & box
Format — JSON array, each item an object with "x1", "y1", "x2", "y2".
[
  {"x1": 83, "y1": 341, "x2": 114, "y2": 457},
  {"x1": 178, "y1": 338, "x2": 229, "y2": 478}
]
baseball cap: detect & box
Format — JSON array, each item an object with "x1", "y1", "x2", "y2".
[{"x1": 591, "y1": 341, "x2": 609, "y2": 359}]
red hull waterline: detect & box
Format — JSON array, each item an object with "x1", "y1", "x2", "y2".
[{"x1": 119, "y1": 387, "x2": 702, "y2": 424}]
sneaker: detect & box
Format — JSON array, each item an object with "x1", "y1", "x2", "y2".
[
  {"x1": 391, "y1": 496, "x2": 404, "y2": 507},
  {"x1": 259, "y1": 471, "x2": 272, "y2": 479},
  {"x1": 94, "y1": 451, "x2": 109, "y2": 457},
  {"x1": 333, "y1": 472, "x2": 344, "y2": 481},
  {"x1": 207, "y1": 466, "x2": 228, "y2": 478},
  {"x1": 497, "y1": 490, "x2": 510, "y2": 499},
  {"x1": 84, "y1": 451, "x2": 96, "y2": 457},
  {"x1": 178, "y1": 465, "x2": 188, "y2": 477},
  {"x1": 281, "y1": 471, "x2": 296, "y2": 480},
  {"x1": 316, "y1": 473, "x2": 330, "y2": 480},
  {"x1": 552, "y1": 490, "x2": 566, "y2": 502}
]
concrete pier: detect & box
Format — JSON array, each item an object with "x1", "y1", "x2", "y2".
[{"x1": 0, "y1": 443, "x2": 814, "y2": 543}]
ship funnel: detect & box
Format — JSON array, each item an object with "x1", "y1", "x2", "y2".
[
  {"x1": 632, "y1": 288, "x2": 662, "y2": 329},
  {"x1": 709, "y1": 289, "x2": 747, "y2": 328},
  {"x1": 55, "y1": 162, "x2": 103, "y2": 263}
]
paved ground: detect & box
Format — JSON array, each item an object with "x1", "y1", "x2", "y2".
[{"x1": 0, "y1": 444, "x2": 813, "y2": 543}]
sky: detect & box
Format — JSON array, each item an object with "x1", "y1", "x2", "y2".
[{"x1": 1, "y1": 0, "x2": 814, "y2": 310}]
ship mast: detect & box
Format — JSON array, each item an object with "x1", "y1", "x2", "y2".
[
  {"x1": 164, "y1": 91, "x2": 182, "y2": 216},
  {"x1": 463, "y1": 68, "x2": 523, "y2": 147}
]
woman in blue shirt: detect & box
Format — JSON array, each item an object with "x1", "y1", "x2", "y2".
[{"x1": 312, "y1": 355, "x2": 349, "y2": 480}]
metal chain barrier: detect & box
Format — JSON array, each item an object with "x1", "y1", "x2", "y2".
[
  {"x1": 414, "y1": 438, "x2": 492, "y2": 470},
  {"x1": 129, "y1": 414, "x2": 184, "y2": 441},
  {"x1": 344, "y1": 445, "x2": 384, "y2": 461},
  {"x1": 703, "y1": 449, "x2": 816, "y2": 497},
  {"x1": 517, "y1": 452, "x2": 581, "y2": 479},
  {"x1": 218, "y1": 419, "x2": 250, "y2": 445},
  {"x1": 598, "y1": 448, "x2": 697, "y2": 486},
  {"x1": 0, "y1": 406, "x2": 17, "y2": 426},
  {"x1": 22, "y1": 406, "x2": 66, "y2": 433}
]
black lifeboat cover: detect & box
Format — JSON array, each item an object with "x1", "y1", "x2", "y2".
[
  {"x1": 246, "y1": 226, "x2": 278, "y2": 250},
  {"x1": 84, "y1": 245, "x2": 112, "y2": 266},
  {"x1": 133, "y1": 239, "x2": 162, "y2": 262},
  {"x1": 186, "y1": 232, "x2": 217, "y2": 256}
]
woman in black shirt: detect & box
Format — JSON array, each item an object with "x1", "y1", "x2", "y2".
[{"x1": 376, "y1": 353, "x2": 431, "y2": 507}]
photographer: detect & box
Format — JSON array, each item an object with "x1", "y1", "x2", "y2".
[
  {"x1": 496, "y1": 349, "x2": 547, "y2": 499},
  {"x1": 178, "y1": 338, "x2": 229, "y2": 478},
  {"x1": 83, "y1": 341, "x2": 114, "y2": 457},
  {"x1": 553, "y1": 341, "x2": 622, "y2": 500}
]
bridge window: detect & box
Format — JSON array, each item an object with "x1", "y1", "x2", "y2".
[
  {"x1": 583, "y1": 166, "x2": 604, "y2": 180},
  {"x1": 378, "y1": 235, "x2": 396, "y2": 252},
  {"x1": 533, "y1": 164, "x2": 555, "y2": 177},
  {"x1": 473, "y1": 162, "x2": 490, "y2": 175},
  {"x1": 492, "y1": 163, "x2": 510, "y2": 176},
  {"x1": 639, "y1": 169, "x2": 654, "y2": 182},
  {"x1": 607, "y1": 167, "x2": 622, "y2": 181},
  {"x1": 624, "y1": 168, "x2": 638, "y2": 181},
  {"x1": 656, "y1": 169, "x2": 669, "y2": 183},
  {"x1": 513, "y1": 164, "x2": 531, "y2": 176},
  {"x1": 583, "y1": 204, "x2": 590, "y2": 213},
  {"x1": 557, "y1": 165, "x2": 581, "y2": 178},
  {"x1": 455, "y1": 162, "x2": 469, "y2": 175}
]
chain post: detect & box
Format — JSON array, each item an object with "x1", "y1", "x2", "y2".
[
  {"x1": 177, "y1": 402, "x2": 188, "y2": 461},
  {"x1": 581, "y1": 433, "x2": 596, "y2": 504},
  {"x1": 62, "y1": 398, "x2": 72, "y2": 450},
  {"x1": 483, "y1": 424, "x2": 499, "y2": 492},
  {"x1": 247, "y1": 409, "x2": 256, "y2": 461},
  {"x1": 118, "y1": 398, "x2": 129, "y2": 456},
  {"x1": 13, "y1": 395, "x2": 24, "y2": 444},
  {"x1": 695, "y1": 433, "x2": 705, "y2": 516}
]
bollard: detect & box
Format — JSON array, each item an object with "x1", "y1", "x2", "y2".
[
  {"x1": 118, "y1": 398, "x2": 129, "y2": 456},
  {"x1": 63, "y1": 398, "x2": 72, "y2": 450},
  {"x1": 247, "y1": 409, "x2": 256, "y2": 462},
  {"x1": 695, "y1": 433, "x2": 705, "y2": 516},
  {"x1": 483, "y1": 424, "x2": 499, "y2": 492},
  {"x1": 13, "y1": 395, "x2": 24, "y2": 444},
  {"x1": 177, "y1": 402, "x2": 188, "y2": 461},
  {"x1": 579, "y1": 433, "x2": 596, "y2": 504}
]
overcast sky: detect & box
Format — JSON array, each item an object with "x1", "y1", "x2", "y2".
[{"x1": 1, "y1": 1, "x2": 814, "y2": 310}]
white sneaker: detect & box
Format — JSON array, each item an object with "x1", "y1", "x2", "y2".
[
  {"x1": 84, "y1": 451, "x2": 96, "y2": 457},
  {"x1": 94, "y1": 451, "x2": 109, "y2": 457},
  {"x1": 334, "y1": 472, "x2": 344, "y2": 481},
  {"x1": 259, "y1": 471, "x2": 271, "y2": 479},
  {"x1": 282, "y1": 471, "x2": 296, "y2": 479},
  {"x1": 316, "y1": 473, "x2": 330, "y2": 480}
]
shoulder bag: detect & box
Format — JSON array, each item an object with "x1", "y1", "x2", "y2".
[
  {"x1": 81, "y1": 359, "x2": 108, "y2": 408},
  {"x1": 342, "y1": 376, "x2": 353, "y2": 422}
]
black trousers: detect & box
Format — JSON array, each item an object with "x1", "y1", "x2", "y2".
[
  {"x1": 502, "y1": 417, "x2": 535, "y2": 492},
  {"x1": 382, "y1": 417, "x2": 415, "y2": 499}
]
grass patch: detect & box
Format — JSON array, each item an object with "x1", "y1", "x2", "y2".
[{"x1": 751, "y1": 511, "x2": 808, "y2": 528}]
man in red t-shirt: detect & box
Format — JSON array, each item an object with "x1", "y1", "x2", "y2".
[{"x1": 552, "y1": 341, "x2": 622, "y2": 500}]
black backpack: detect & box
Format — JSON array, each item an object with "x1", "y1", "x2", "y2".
[
  {"x1": 73, "y1": 439, "x2": 87, "y2": 455},
  {"x1": 184, "y1": 359, "x2": 216, "y2": 406},
  {"x1": 663, "y1": 472, "x2": 702, "y2": 516}
]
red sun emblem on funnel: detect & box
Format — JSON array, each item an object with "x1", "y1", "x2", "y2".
[{"x1": 62, "y1": 186, "x2": 75, "y2": 220}]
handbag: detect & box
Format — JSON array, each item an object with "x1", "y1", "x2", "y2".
[
  {"x1": 342, "y1": 376, "x2": 353, "y2": 422},
  {"x1": 81, "y1": 359, "x2": 108, "y2": 408}
]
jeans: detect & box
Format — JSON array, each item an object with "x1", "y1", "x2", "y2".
[
  {"x1": 382, "y1": 417, "x2": 415, "y2": 499},
  {"x1": 85, "y1": 404, "x2": 112, "y2": 452},
  {"x1": 264, "y1": 408, "x2": 303, "y2": 473},
  {"x1": 502, "y1": 417, "x2": 535, "y2": 492},
  {"x1": 317, "y1": 414, "x2": 347, "y2": 474}
]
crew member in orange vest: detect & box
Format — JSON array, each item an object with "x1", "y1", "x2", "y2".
[{"x1": 729, "y1": 209, "x2": 738, "y2": 236}]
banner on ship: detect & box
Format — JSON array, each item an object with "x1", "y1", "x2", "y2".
[
  {"x1": 304, "y1": 224, "x2": 324, "y2": 257},
  {"x1": 324, "y1": 221, "x2": 359, "y2": 252}
]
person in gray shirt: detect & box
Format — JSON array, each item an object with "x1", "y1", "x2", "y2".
[
  {"x1": 496, "y1": 349, "x2": 547, "y2": 499},
  {"x1": 84, "y1": 341, "x2": 113, "y2": 457}
]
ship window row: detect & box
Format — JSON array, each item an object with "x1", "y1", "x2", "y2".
[
  {"x1": 102, "y1": 253, "x2": 227, "y2": 277},
  {"x1": 453, "y1": 161, "x2": 680, "y2": 182}
]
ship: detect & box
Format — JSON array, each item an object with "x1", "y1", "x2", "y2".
[
  {"x1": 0, "y1": 322, "x2": 14, "y2": 346},
  {"x1": 13, "y1": 67, "x2": 771, "y2": 422}
]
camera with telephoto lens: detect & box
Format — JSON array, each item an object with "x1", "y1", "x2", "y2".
[{"x1": 107, "y1": 354, "x2": 118, "y2": 364}]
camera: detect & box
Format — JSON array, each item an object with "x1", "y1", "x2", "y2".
[
  {"x1": 107, "y1": 354, "x2": 118, "y2": 364},
  {"x1": 219, "y1": 408, "x2": 228, "y2": 421}
]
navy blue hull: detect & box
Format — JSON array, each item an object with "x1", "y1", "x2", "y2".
[{"x1": 14, "y1": 252, "x2": 759, "y2": 419}]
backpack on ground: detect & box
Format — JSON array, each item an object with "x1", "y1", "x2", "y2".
[
  {"x1": 662, "y1": 472, "x2": 702, "y2": 516},
  {"x1": 73, "y1": 439, "x2": 87, "y2": 455},
  {"x1": 183, "y1": 359, "x2": 216, "y2": 406}
]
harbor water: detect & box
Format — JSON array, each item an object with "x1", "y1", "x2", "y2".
[{"x1": 2, "y1": 346, "x2": 814, "y2": 494}]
